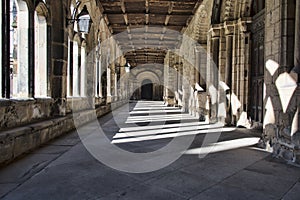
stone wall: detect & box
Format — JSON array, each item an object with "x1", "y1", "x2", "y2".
[
  {"x1": 0, "y1": 100, "x2": 127, "y2": 166},
  {"x1": 0, "y1": 99, "x2": 53, "y2": 131},
  {"x1": 0, "y1": 0, "x2": 131, "y2": 165},
  {"x1": 162, "y1": 0, "x2": 300, "y2": 165},
  {"x1": 263, "y1": 0, "x2": 300, "y2": 164}
]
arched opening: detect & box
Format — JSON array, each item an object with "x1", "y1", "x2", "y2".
[
  {"x1": 34, "y1": 7, "x2": 48, "y2": 97},
  {"x1": 10, "y1": 0, "x2": 29, "y2": 98},
  {"x1": 80, "y1": 41, "x2": 86, "y2": 96},
  {"x1": 72, "y1": 40, "x2": 79, "y2": 96},
  {"x1": 141, "y1": 79, "x2": 153, "y2": 100},
  {"x1": 250, "y1": 0, "x2": 265, "y2": 123}
]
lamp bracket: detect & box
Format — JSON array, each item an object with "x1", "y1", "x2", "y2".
[{"x1": 66, "y1": 1, "x2": 81, "y2": 26}]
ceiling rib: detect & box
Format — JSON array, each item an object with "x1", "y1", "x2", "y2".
[{"x1": 99, "y1": 0, "x2": 201, "y2": 66}]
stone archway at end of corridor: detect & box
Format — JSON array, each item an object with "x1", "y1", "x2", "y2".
[{"x1": 136, "y1": 70, "x2": 163, "y2": 101}]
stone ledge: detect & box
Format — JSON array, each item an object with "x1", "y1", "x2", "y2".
[{"x1": 0, "y1": 100, "x2": 127, "y2": 166}]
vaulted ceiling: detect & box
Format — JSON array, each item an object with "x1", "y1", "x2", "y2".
[{"x1": 99, "y1": 0, "x2": 202, "y2": 66}]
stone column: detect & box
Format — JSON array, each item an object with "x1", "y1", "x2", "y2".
[
  {"x1": 238, "y1": 20, "x2": 251, "y2": 117},
  {"x1": 110, "y1": 65, "x2": 116, "y2": 102},
  {"x1": 28, "y1": 10, "x2": 35, "y2": 97},
  {"x1": 164, "y1": 52, "x2": 176, "y2": 106},
  {"x1": 114, "y1": 72, "x2": 117, "y2": 99},
  {"x1": 225, "y1": 24, "x2": 234, "y2": 124},
  {"x1": 194, "y1": 47, "x2": 200, "y2": 88},
  {"x1": 68, "y1": 40, "x2": 74, "y2": 97},
  {"x1": 50, "y1": 0, "x2": 67, "y2": 116},
  {"x1": 106, "y1": 67, "x2": 112, "y2": 103},
  {"x1": 98, "y1": 59, "x2": 102, "y2": 98},
  {"x1": 174, "y1": 62, "x2": 179, "y2": 106},
  {"x1": 178, "y1": 60, "x2": 183, "y2": 107},
  {"x1": 2, "y1": 0, "x2": 10, "y2": 98},
  {"x1": 47, "y1": 24, "x2": 52, "y2": 97},
  {"x1": 167, "y1": 63, "x2": 176, "y2": 106},
  {"x1": 198, "y1": 44, "x2": 207, "y2": 88},
  {"x1": 208, "y1": 27, "x2": 220, "y2": 123},
  {"x1": 163, "y1": 62, "x2": 169, "y2": 104},
  {"x1": 294, "y1": 0, "x2": 300, "y2": 73},
  {"x1": 182, "y1": 60, "x2": 190, "y2": 112}
]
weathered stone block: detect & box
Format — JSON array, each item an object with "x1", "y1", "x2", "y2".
[
  {"x1": 265, "y1": 124, "x2": 277, "y2": 139},
  {"x1": 14, "y1": 134, "x2": 30, "y2": 158},
  {"x1": 0, "y1": 133, "x2": 14, "y2": 164}
]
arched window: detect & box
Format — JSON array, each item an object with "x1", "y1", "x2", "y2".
[
  {"x1": 67, "y1": 1, "x2": 87, "y2": 98},
  {"x1": 73, "y1": 39, "x2": 80, "y2": 97},
  {"x1": 67, "y1": 1, "x2": 76, "y2": 97},
  {"x1": 34, "y1": 3, "x2": 48, "y2": 97},
  {"x1": 10, "y1": 0, "x2": 29, "y2": 98},
  {"x1": 67, "y1": 38, "x2": 73, "y2": 97},
  {"x1": 80, "y1": 41, "x2": 86, "y2": 96},
  {"x1": 95, "y1": 37, "x2": 101, "y2": 97}
]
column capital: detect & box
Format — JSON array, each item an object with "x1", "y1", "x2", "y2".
[
  {"x1": 224, "y1": 21, "x2": 235, "y2": 36},
  {"x1": 209, "y1": 24, "x2": 222, "y2": 38},
  {"x1": 238, "y1": 18, "x2": 252, "y2": 33}
]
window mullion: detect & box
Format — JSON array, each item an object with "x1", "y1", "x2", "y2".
[{"x1": 28, "y1": 10, "x2": 35, "y2": 98}]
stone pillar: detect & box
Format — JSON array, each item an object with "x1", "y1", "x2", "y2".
[
  {"x1": 178, "y1": 60, "x2": 183, "y2": 107},
  {"x1": 80, "y1": 45, "x2": 86, "y2": 97},
  {"x1": 294, "y1": 0, "x2": 300, "y2": 73},
  {"x1": 195, "y1": 48, "x2": 200, "y2": 87},
  {"x1": 85, "y1": 46, "x2": 94, "y2": 100},
  {"x1": 47, "y1": 24, "x2": 52, "y2": 97},
  {"x1": 208, "y1": 27, "x2": 220, "y2": 123},
  {"x1": 68, "y1": 40, "x2": 74, "y2": 97},
  {"x1": 110, "y1": 66, "x2": 116, "y2": 102},
  {"x1": 50, "y1": 0, "x2": 67, "y2": 116},
  {"x1": 163, "y1": 59, "x2": 169, "y2": 104},
  {"x1": 2, "y1": 0, "x2": 10, "y2": 98},
  {"x1": 164, "y1": 52, "x2": 176, "y2": 106},
  {"x1": 106, "y1": 67, "x2": 112, "y2": 103},
  {"x1": 28, "y1": 10, "x2": 35, "y2": 98},
  {"x1": 174, "y1": 61, "x2": 179, "y2": 106},
  {"x1": 182, "y1": 60, "x2": 190, "y2": 112},
  {"x1": 197, "y1": 44, "x2": 207, "y2": 89},
  {"x1": 98, "y1": 59, "x2": 102, "y2": 98},
  {"x1": 114, "y1": 72, "x2": 118, "y2": 99},
  {"x1": 167, "y1": 63, "x2": 176, "y2": 106},
  {"x1": 238, "y1": 20, "x2": 251, "y2": 117},
  {"x1": 225, "y1": 24, "x2": 234, "y2": 124}
]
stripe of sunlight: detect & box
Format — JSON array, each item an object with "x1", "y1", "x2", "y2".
[
  {"x1": 133, "y1": 107, "x2": 180, "y2": 111},
  {"x1": 130, "y1": 109, "x2": 182, "y2": 115},
  {"x1": 184, "y1": 137, "x2": 260, "y2": 156},
  {"x1": 111, "y1": 127, "x2": 237, "y2": 144},
  {"x1": 114, "y1": 122, "x2": 224, "y2": 139},
  {"x1": 119, "y1": 121, "x2": 211, "y2": 132},
  {"x1": 125, "y1": 114, "x2": 197, "y2": 123},
  {"x1": 134, "y1": 105, "x2": 170, "y2": 108},
  {"x1": 133, "y1": 102, "x2": 176, "y2": 108}
]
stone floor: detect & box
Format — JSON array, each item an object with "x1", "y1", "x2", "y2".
[{"x1": 0, "y1": 101, "x2": 300, "y2": 200}]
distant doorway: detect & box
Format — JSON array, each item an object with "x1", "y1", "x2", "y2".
[{"x1": 141, "y1": 79, "x2": 153, "y2": 100}]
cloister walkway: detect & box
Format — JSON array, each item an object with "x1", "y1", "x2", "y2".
[{"x1": 0, "y1": 101, "x2": 300, "y2": 199}]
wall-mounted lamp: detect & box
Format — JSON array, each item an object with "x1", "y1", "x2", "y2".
[
  {"x1": 125, "y1": 62, "x2": 131, "y2": 73},
  {"x1": 117, "y1": 62, "x2": 131, "y2": 73},
  {"x1": 66, "y1": 2, "x2": 93, "y2": 34}
]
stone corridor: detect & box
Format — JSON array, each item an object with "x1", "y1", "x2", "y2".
[
  {"x1": 1, "y1": 0, "x2": 300, "y2": 198},
  {"x1": 0, "y1": 101, "x2": 300, "y2": 200}
]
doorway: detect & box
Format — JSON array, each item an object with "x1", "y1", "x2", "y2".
[
  {"x1": 250, "y1": 5, "x2": 265, "y2": 123},
  {"x1": 141, "y1": 79, "x2": 153, "y2": 100}
]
